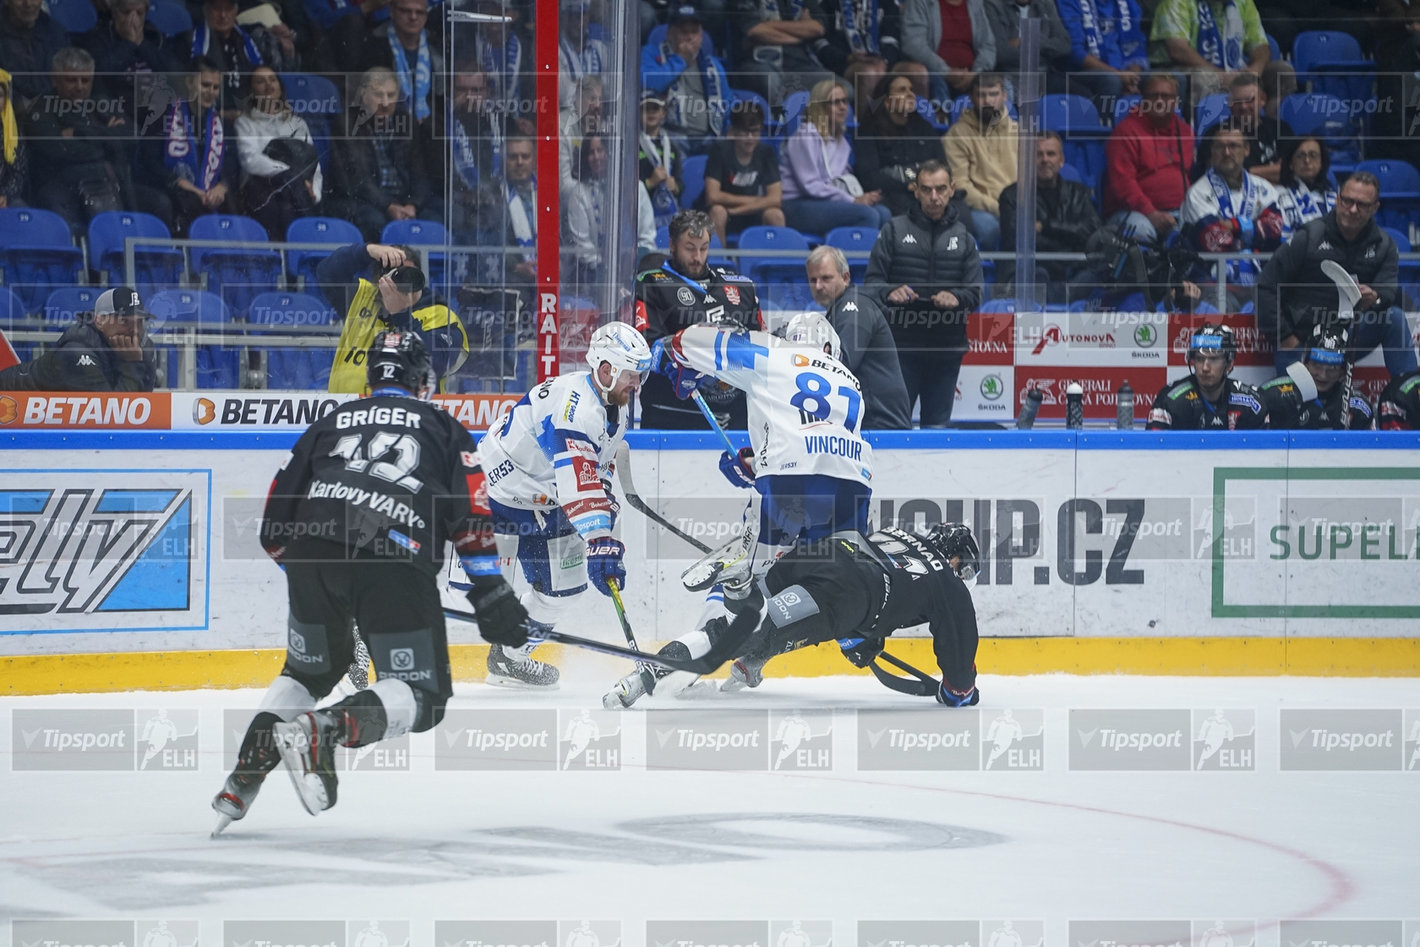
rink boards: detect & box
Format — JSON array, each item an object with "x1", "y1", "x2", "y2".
[{"x1": 1, "y1": 428, "x2": 1418, "y2": 691}]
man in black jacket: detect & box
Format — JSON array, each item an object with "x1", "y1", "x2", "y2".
[
  {"x1": 997, "y1": 132, "x2": 1103, "y2": 304},
  {"x1": 805, "y1": 244, "x2": 911, "y2": 429},
  {"x1": 0, "y1": 287, "x2": 157, "y2": 391},
  {"x1": 1256, "y1": 172, "x2": 1418, "y2": 379},
  {"x1": 864, "y1": 158, "x2": 983, "y2": 427}
]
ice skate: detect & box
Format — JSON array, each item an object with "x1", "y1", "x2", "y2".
[
  {"x1": 486, "y1": 640, "x2": 561, "y2": 689},
  {"x1": 211, "y1": 771, "x2": 263, "y2": 837},
  {"x1": 210, "y1": 711, "x2": 283, "y2": 836},
  {"x1": 602, "y1": 671, "x2": 647, "y2": 709},
  {"x1": 720, "y1": 654, "x2": 766, "y2": 693},
  {"x1": 682, "y1": 532, "x2": 754, "y2": 592},
  {"x1": 273, "y1": 711, "x2": 341, "y2": 815}
]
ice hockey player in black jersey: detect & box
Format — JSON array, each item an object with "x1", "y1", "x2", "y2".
[
  {"x1": 634, "y1": 209, "x2": 762, "y2": 428},
  {"x1": 1147, "y1": 323, "x2": 1267, "y2": 430},
  {"x1": 1377, "y1": 369, "x2": 1420, "y2": 430},
  {"x1": 212, "y1": 331, "x2": 531, "y2": 833},
  {"x1": 724, "y1": 522, "x2": 983, "y2": 706},
  {"x1": 1258, "y1": 324, "x2": 1374, "y2": 429}
]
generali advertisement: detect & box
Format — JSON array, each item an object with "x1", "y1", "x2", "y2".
[{"x1": 3, "y1": 435, "x2": 1416, "y2": 655}]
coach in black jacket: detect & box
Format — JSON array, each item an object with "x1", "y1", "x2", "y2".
[
  {"x1": 1256, "y1": 171, "x2": 1418, "y2": 379},
  {"x1": 0, "y1": 287, "x2": 157, "y2": 392},
  {"x1": 864, "y1": 158, "x2": 983, "y2": 427}
]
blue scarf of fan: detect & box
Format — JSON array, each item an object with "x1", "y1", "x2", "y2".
[
  {"x1": 389, "y1": 29, "x2": 432, "y2": 121},
  {"x1": 1195, "y1": 0, "x2": 1244, "y2": 70},
  {"x1": 165, "y1": 99, "x2": 224, "y2": 191},
  {"x1": 1079, "y1": 0, "x2": 1134, "y2": 59}
]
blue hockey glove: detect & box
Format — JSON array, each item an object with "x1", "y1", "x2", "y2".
[
  {"x1": 585, "y1": 537, "x2": 627, "y2": 596},
  {"x1": 651, "y1": 337, "x2": 709, "y2": 400},
  {"x1": 936, "y1": 682, "x2": 980, "y2": 707},
  {"x1": 466, "y1": 573, "x2": 530, "y2": 647},
  {"x1": 838, "y1": 636, "x2": 884, "y2": 668},
  {"x1": 718, "y1": 447, "x2": 757, "y2": 488}
]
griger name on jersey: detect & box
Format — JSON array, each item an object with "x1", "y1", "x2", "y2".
[
  {"x1": 335, "y1": 405, "x2": 425, "y2": 429},
  {"x1": 305, "y1": 479, "x2": 428, "y2": 529}
]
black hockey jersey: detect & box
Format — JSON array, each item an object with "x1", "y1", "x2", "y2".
[
  {"x1": 1147, "y1": 376, "x2": 1267, "y2": 430},
  {"x1": 260, "y1": 394, "x2": 490, "y2": 575},
  {"x1": 1377, "y1": 370, "x2": 1420, "y2": 430},
  {"x1": 1259, "y1": 374, "x2": 1374, "y2": 430}
]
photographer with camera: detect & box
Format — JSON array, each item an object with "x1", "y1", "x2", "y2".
[{"x1": 319, "y1": 242, "x2": 468, "y2": 394}]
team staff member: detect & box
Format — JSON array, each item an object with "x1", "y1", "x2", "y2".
[
  {"x1": 0, "y1": 287, "x2": 156, "y2": 391},
  {"x1": 318, "y1": 242, "x2": 469, "y2": 393},
  {"x1": 634, "y1": 209, "x2": 761, "y2": 429},
  {"x1": 1147, "y1": 324, "x2": 1267, "y2": 430}
]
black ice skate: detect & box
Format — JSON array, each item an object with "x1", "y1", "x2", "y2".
[
  {"x1": 486, "y1": 641, "x2": 561, "y2": 688},
  {"x1": 273, "y1": 711, "x2": 341, "y2": 815}
]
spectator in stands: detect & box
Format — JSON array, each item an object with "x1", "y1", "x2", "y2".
[
  {"x1": 816, "y1": 0, "x2": 904, "y2": 77},
  {"x1": 641, "y1": 4, "x2": 731, "y2": 156},
  {"x1": 900, "y1": 0, "x2": 996, "y2": 103},
  {"x1": 557, "y1": 0, "x2": 610, "y2": 111},
  {"x1": 326, "y1": 66, "x2": 435, "y2": 240},
  {"x1": 234, "y1": 65, "x2": 321, "y2": 240},
  {"x1": 1274, "y1": 136, "x2": 1335, "y2": 240},
  {"x1": 0, "y1": 69, "x2": 27, "y2": 207},
  {"x1": 985, "y1": 0, "x2": 1071, "y2": 88},
  {"x1": 700, "y1": 100, "x2": 785, "y2": 245},
  {"x1": 559, "y1": 73, "x2": 604, "y2": 198},
  {"x1": 805, "y1": 244, "x2": 912, "y2": 429},
  {"x1": 1104, "y1": 71, "x2": 1193, "y2": 243},
  {"x1": 1226, "y1": 71, "x2": 1290, "y2": 185},
  {"x1": 1257, "y1": 170, "x2": 1418, "y2": 378},
  {"x1": 1259, "y1": 59, "x2": 1296, "y2": 110},
  {"x1": 139, "y1": 56, "x2": 236, "y2": 236},
  {"x1": 0, "y1": 0, "x2": 70, "y2": 107},
  {"x1": 490, "y1": 133, "x2": 538, "y2": 290},
  {"x1": 563, "y1": 132, "x2": 609, "y2": 286},
  {"x1": 81, "y1": 0, "x2": 180, "y2": 122},
  {"x1": 1181, "y1": 120, "x2": 1284, "y2": 293},
  {"x1": 855, "y1": 72, "x2": 952, "y2": 217},
  {"x1": 0, "y1": 287, "x2": 157, "y2": 392},
  {"x1": 1056, "y1": 0, "x2": 1148, "y2": 106},
  {"x1": 433, "y1": 65, "x2": 506, "y2": 243},
  {"x1": 355, "y1": 0, "x2": 443, "y2": 126},
  {"x1": 779, "y1": 77, "x2": 891, "y2": 234},
  {"x1": 182, "y1": 0, "x2": 286, "y2": 118},
  {"x1": 941, "y1": 71, "x2": 1016, "y2": 249},
  {"x1": 728, "y1": 0, "x2": 832, "y2": 106},
  {"x1": 25, "y1": 47, "x2": 141, "y2": 235},
  {"x1": 1148, "y1": 0, "x2": 1269, "y2": 104},
  {"x1": 465, "y1": 0, "x2": 528, "y2": 125},
  {"x1": 865, "y1": 158, "x2": 983, "y2": 426},
  {"x1": 638, "y1": 90, "x2": 683, "y2": 232},
  {"x1": 998, "y1": 131, "x2": 1104, "y2": 303}
]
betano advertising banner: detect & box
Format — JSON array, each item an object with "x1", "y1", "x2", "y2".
[{"x1": 2, "y1": 435, "x2": 1416, "y2": 655}]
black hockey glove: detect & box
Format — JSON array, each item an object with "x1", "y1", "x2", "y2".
[
  {"x1": 467, "y1": 573, "x2": 530, "y2": 647},
  {"x1": 838, "y1": 636, "x2": 884, "y2": 668}
]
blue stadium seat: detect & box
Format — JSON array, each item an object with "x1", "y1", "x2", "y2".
[
  {"x1": 282, "y1": 73, "x2": 342, "y2": 171},
  {"x1": 87, "y1": 211, "x2": 184, "y2": 298},
  {"x1": 146, "y1": 0, "x2": 191, "y2": 36},
  {"x1": 48, "y1": 0, "x2": 97, "y2": 33},
  {"x1": 781, "y1": 89, "x2": 811, "y2": 136},
  {"x1": 146, "y1": 289, "x2": 241, "y2": 388},
  {"x1": 1040, "y1": 94, "x2": 1109, "y2": 194},
  {"x1": 736, "y1": 225, "x2": 813, "y2": 309},
  {"x1": 43, "y1": 286, "x2": 103, "y2": 328},
  {"x1": 1280, "y1": 93, "x2": 1361, "y2": 163},
  {"x1": 1194, "y1": 92, "x2": 1230, "y2": 133},
  {"x1": 381, "y1": 218, "x2": 452, "y2": 298},
  {"x1": 679, "y1": 154, "x2": 708, "y2": 212},
  {"x1": 1292, "y1": 31, "x2": 1375, "y2": 113},
  {"x1": 823, "y1": 225, "x2": 877, "y2": 284},
  {"x1": 286, "y1": 216, "x2": 363, "y2": 290},
  {"x1": 0, "y1": 286, "x2": 34, "y2": 360},
  {"x1": 188, "y1": 214, "x2": 284, "y2": 318},
  {"x1": 248, "y1": 291, "x2": 340, "y2": 390},
  {"x1": 0, "y1": 208, "x2": 86, "y2": 313},
  {"x1": 1352, "y1": 159, "x2": 1420, "y2": 235}
]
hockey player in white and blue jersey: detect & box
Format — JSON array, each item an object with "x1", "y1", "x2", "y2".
[
  {"x1": 604, "y1": 312, "x2": 874, "y2": 707},
  {"x1": 476, "y1": 322, "x2": 652, "y2": 687}
]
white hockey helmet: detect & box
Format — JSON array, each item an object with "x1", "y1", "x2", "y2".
[
  {"x1": 783, "y1": 311, "x2": 841, "y2": 360},
  {"x1": 585, "y1": 321, "x2": 653, "y2": 392}
]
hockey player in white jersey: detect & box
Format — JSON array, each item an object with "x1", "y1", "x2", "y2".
[
  {"x1": 604, "y1": 313, "x2": 873, "y2": 707},
  {"x1": 476, "y1": 322, "x2": 652, "y2": 687}
]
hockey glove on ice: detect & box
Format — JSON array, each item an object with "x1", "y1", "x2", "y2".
[
  {"x1": 718, "y1": 447, "x2": 757, "y2": 488},
  {"x1": 838, "y1": 636, "x2": 884, "y2": 668},
  {"x1": 585, "y1": 537, "x2": 627, "y2": 596},
  {"x1": 651, "y1": 337, "x2": 710, "y2": 400},
  {"x1": 466, "y1": 573, "x2": 530, "y2": 647}
]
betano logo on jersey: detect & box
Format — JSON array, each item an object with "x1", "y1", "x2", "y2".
[{"x1": 0, "y1": 471, "x2": 209, "y2": 632}]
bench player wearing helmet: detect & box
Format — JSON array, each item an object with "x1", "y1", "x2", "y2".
[
  {"x1": 473, "y1": 321, "x2": 652, "y2": 687},
  {"x1": 1147, "y1": 323, "x2": 1266, "y2": 430},
  {"x1": 1258, "y1": 323, "x2": 1375, "y2": 429},
  {"x1": 213, "y1": 331, "x2": 532, "y2": 831}
]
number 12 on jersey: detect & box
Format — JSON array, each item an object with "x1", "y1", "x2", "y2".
[{"x1": 791, "y1": 371, "x2": 861, "y2": 431}]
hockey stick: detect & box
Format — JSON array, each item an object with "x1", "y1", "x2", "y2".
[
  {"x1": 607, "y1": 577, "x2": 659, "y2": 695},
  {"x1": 613, "y1": 441, "x2": 713, "y2": 554},
  {"x1": 690, "y1": 389, "x2": 741, "y2": 458},
  {"x1": 868, "y1": 651, "x2": 941, "y2": 698},
  {"x1": 443, "y1": 606, "x2": 730, "y2": 675},
  {"x1": 1322, "y1": 259, "x2": 1361, "y2": 429}
]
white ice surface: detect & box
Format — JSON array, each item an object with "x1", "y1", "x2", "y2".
[{"x1": 2, "y1": 663, "x2": 1418, "y2": 946}]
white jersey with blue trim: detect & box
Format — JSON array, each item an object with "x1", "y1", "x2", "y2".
[
  {"x1": 667, "y1": 324, "x2": 873, "y2": 486},
  {"x1": 477, "y1": 371, "x2": 626, "y2": 539}
]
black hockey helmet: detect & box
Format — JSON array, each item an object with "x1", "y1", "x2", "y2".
[
  {"x1": 367, "y1": 329, "x2": 433, "y2": 398},
  {"x1": 1188, "y1": 323, "x2": 1237, "y2": 364},
  {"x1": 923, "y1": 522, "x2": 980, "y2": 582},
  {"x1": 1304, "y1": 323, "x2": 1349, "y2": 367}
]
